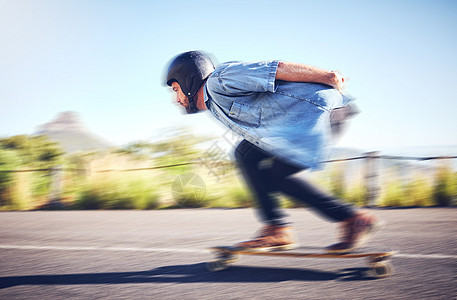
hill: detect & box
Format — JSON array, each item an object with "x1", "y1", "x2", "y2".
[{"x1": 36, "y1": 111, "x2": 113, "y2": 153}]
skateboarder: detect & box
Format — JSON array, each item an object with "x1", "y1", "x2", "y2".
[{"x1": 165, "y1": 51, "x2": 384, "y2": 253}]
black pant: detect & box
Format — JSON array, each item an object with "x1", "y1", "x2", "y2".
[{"x1": 234, "y1": 140, "x2": 356, "y2": 225}]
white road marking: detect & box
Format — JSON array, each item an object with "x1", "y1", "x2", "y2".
[
  {"x1": 0, "y1": 244, "x2": 209, "y2": 254},
  {"x1": 395, "y1": 253, "x2": 457, "y2": 259},
  {"x1": 0, "y1": 244, "x2": 456, "y2": 259}
]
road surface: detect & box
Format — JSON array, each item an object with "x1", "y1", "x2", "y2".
[{"x1": 0, "y1": 208, "x2": 456, "y2": 299}]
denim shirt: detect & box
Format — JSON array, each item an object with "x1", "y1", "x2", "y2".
[{"x1": 203, "y1": 60, "x2": 355, "y2": 170}]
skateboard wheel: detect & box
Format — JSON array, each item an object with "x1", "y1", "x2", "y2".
[
  {"x1": 222, "y1": 254, "x2": 238, "y2": 263},
  {"x1": 213, "y1": 250, "x2": 238, "y2": 263},
  {"x1": 207, "y1": 260, "x2": 228, "y2": 272},
  {"x1": 370, "y1": 262, "x2": 393, "y2": 278}
]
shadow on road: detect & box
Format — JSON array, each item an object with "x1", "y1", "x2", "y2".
[{"x1": 0, "y1": 263, "x2": 378, "y2": 289}]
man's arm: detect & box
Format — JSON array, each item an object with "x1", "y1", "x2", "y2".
[{"x1": 276, "y1": 61, "x2": 345, "y2": 93}]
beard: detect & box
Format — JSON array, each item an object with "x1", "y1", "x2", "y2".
[{"x1": 184, "y1": 96, "x2": 199, "y2": 114}]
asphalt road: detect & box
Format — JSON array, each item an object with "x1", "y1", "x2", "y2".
[{"x1": 0, "y1": 208, "x2": 456, "y2": 299}]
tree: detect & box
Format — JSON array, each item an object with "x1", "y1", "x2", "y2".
[
  {"x1": 0, "y1": 135, "x2": 64, "y2": 167},
  {"x1": 0, "y1": 149, "x2": 21, "y2": 207}
]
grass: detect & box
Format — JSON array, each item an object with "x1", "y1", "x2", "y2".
[
  {"x1": 1, "y1": 150, "x2": 456, "y2": 210},
  {"x1": 432, "y1": 165, "x2": 457, "y2": 206},
  {"x1": 344, "y1": 182, "x2": 368, "y2": 207},
  {"x1": 403, "y1": 175, "x2": 434, "y2": 207},
  {"x1": 378, "y1": 179, "x2": 404, "y2": 207},
  {"x1": 74, "y1": 173, "x2": 160, "y2": 210}
]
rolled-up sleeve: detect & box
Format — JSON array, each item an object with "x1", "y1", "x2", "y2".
[{"x1": 208, "y1": 60, "x2": 279, "y2": 96}]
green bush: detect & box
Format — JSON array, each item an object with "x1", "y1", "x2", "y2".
[
  {"x1": 227, "y1": 183, "x2": 252, "y2": 208},
  {"x1": 0, "y1": 149, "x2": 21, "y2": 209},
  {"x1": 29, "y1": 172, "x2": 53, "y2": 199},
  {"x1": 329, "y1": 164, "x2": 346, "y2": 200},
  {"x1": 74, "y1": 174, "x2": 160, "y2": 210},
  {"x1": 170, "y1": 185, "x2": 207, "y2": 208},
  {"x1": 197, "y1": 174, "x2": 253, "y2": 209},
  {"x1": 0, "y1": 135, "x2": 63, "y2": 166},
  {"x1": 403, "y1": 176, "x2": 434, "y2": 207},
  {"x1": 126, "y1": 178, "x2": 160, "y2": 209},
  {"x1": 451, "y1": 172, "x2": 457, "y2": 206},
  {"x1": 433, "y1": 166, "x2": 456, "y2": 206},
  {"x1": 76, "y1": 187, "x2": 112, "y2": 209},
  {"x1": 344, "y1": 183, "x2": 367, "y2": 207},
  {"x1": 379, "y1": 180, "x2": 404, "y2": 207}
]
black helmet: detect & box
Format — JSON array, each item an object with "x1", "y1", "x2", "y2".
[{"x1": 166, "y1": 51, "x2": 215, "y2": 113}]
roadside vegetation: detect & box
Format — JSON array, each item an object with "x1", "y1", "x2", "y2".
[{"x1": 0, "y1": 131, "x2": 456, "y2": 211}]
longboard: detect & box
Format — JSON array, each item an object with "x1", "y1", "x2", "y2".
[{"x1": 208, "y1": 246, "x2": 396, "y2": 278}]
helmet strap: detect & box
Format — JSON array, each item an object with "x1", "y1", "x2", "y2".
[{"x1": 186, "y1": 95, "x2": 199, "y2": 114}]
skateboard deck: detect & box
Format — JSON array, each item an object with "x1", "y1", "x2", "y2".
[{"x1": 208, "y1": 246, "x2": 396, "y2": 278}]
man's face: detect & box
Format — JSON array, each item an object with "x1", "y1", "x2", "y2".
[{"x1": 171, "y1": 82, "x2": 189, "y2": 111}]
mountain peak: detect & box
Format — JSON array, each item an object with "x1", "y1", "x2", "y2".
[
  {"x1": 35, "y1": 111, "x2": 113, "y2": 153},
  {"x1": 36, "y1": 111, "x2": 86, "y2": 134}
]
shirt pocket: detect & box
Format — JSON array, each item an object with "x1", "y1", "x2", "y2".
[{"x1": 228, "y1": 102, "x2": 261, "y2": 128}]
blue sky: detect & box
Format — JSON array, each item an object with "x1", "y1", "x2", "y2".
[{"x1": 1, "y1": 0, "x2": 456, "y2": 153}]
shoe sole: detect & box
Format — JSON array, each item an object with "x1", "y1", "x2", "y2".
[
  {"x1": 327, "y1": 219, "x2": 386, "y2": 254},
  {"x1": 239, "y1": 243, "x2": 296, "y2": 252}
]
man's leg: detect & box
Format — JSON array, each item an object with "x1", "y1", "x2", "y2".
[
  {"x1": 267, "y1": 158, "x2": 383, "y2": 253},
  {"x1": 234, "y1": 139, "x2": 355, "y2": 228},
  {"x1": 234, "y1": 139, "x2": 287, "y2": 226},
  {"x1": 234, "y1": 140, "x2": 382, "y2": 252},
  {"x1": 275, "y1": 172, "x2": 356, "y2": 222},
  {"x1": 233, "y1": 140, "x2": 296, "y2": 251}
]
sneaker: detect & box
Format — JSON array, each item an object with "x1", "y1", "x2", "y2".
[
  {"x1": 235, "y1": 224, "x2": 296, "y2": 252},
  {"x1": 326, "y1": 210, "x2": 385, "y2": 254}
]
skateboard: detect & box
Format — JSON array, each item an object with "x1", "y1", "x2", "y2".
[{"x1": 208, "y1": 246, "x2": 396, "y2": 278}]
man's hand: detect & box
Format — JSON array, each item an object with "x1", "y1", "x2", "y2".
[
  {"x1": 329, "y1": 71, "x2": 345, "y2": 93},
  {"x1": 276, "y1": 62, "x2": 345, "y2": 93}
]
